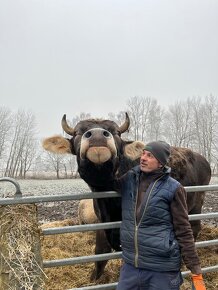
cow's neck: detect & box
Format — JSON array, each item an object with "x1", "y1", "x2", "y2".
[{"x1": 78, "y1": 159, "x2": 117, "y2": 191}]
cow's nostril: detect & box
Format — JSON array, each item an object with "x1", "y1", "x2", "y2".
[
  {"x1": 103, "y1": 131, "x2": 110, "y2": 138},
  {"x1": 84, "y1": 131, "x2": 92, "y2": 138}
]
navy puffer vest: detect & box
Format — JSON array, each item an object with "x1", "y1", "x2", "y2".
[{"x1": 120, "y1": 166, "x2": 181, "y2": 272}]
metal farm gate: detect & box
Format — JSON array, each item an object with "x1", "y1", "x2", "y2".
[{"x1": 0, "y1": 177, "x2": 218, "y2": 290}]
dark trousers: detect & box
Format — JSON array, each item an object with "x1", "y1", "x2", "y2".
[{"x1": 116, "y1": 262, "x2": 183, "y2": 290}]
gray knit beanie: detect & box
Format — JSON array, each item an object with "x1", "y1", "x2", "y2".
[{"x1": 144, "y1": 141, "x2": 171, "y2": 165}]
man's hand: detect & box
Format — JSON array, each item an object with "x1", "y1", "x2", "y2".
[{"x1": 192, "y1": 274, "x2": 206, "y2": 290}]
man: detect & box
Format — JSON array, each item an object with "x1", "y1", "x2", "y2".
[{"x1": 115, "y1": 141, "x2": 206, "y2": 290}]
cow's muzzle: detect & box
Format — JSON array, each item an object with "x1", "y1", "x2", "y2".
[{"x1": 80, "y1": 128, "x2": 117, "y2": 164}]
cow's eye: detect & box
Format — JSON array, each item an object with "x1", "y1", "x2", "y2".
[
  {"x1": 103, "y1": 131, "x2": 110, "y2": 138},
  {"x1": 84, "y1": 131, "x2": 92, "y2": 138}
]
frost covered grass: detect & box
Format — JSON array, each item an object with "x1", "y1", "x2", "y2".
[
  {"x1": 0, "y1": 178, "x2": 90, "y2": 197},
  {"x1": 0, "y1": 179, "x2": 91, "y2": 224}
]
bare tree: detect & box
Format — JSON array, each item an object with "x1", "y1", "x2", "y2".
[
  {"x1": 43, "y1": 152, "x2": 66, "y2": 179},
  {"x1": 163, "y1": 99, "x2": 194, "y2": 147},
  {"x1": 41, "y1": 150, "x2": 78, "y2": 179},
  {"x1": 65, "y1": 155, "x2": 78, "y2": 178},
  {"x1": 126, "y1": 96, "x2": 164, "y2": 142},
  {"x1": 163, "y1": 95, "x2": 218, "y2": 168},
  {"x1": 17, "y1": 137, "x2": 38, "y2": 178},
  {"x1": 191, "y1": 95, "x2": 218, "y2": 164},
  {"x1": 4, "y1": 110, "x2": 37, "y2": 178},
  {"x1": 146, "y1": 101, "x2": 165, "y2": 141},
  {"x1": 0, "y1": 107, "x2": 12, "y2": 168},
  {"x1": 126, "y1": 96, "x2": 142, "y2": 140}
]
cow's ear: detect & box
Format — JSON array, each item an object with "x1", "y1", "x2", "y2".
[
  {"x1": 42, "y1": 135, "x2": 72, "y2": 154},
  {"x1": 124, "y1": 141, "x2": 145, "y2": 160}
]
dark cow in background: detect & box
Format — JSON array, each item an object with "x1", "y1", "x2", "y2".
[{"x1": 43, "y1": 113, "x2": 211, "y2": 281}]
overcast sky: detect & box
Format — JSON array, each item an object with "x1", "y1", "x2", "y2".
[{"x1": 1, "y1": 0, "x2": 218, "y2": 138}]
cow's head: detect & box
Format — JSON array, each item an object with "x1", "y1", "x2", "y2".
[
  {"x1": 62, "y1": 112, "x2": 130, "y2": 164},
  {"x1": 43, "y1": 113, "x2": 144, "y2": 186}
]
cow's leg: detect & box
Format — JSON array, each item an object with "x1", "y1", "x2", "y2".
[
  {"x1": 90, "y1": 229, "x2": 111, "y2": 281},
  {"x1": 187, "y1": 192, "x2": 205, "y2": 241},
  {"x1": 186, "y1": 216, "x2": 200, "y2": 240},
  {"x1": 189, "y1": 219, "x2": 201, "y2": 241}
]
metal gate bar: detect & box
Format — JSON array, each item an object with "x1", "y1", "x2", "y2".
[{"x1": 67, "y1": 265, "x2": 218, "y2": 290}]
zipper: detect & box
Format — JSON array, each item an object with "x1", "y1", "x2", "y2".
[
  {"x1": 134, "y1": 175, "x2": 164, "y2": 267},
  {"x1": 134, "y1": 225, "x2": 139, "y2": 267},
  {"x1": 134, "y1": 174, "x2": 140, "y2": 267}
]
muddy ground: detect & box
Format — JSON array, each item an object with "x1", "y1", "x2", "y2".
[{"x1": 36, "y1": 190, "x2": 218, "y2": 227}]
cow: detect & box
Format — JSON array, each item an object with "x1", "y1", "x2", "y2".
[
  {"x1": 78, "y1": 199, "x2": 99, "y2": 225},
  {"x1": 42, "y1": 112, "x2": 211, "y2": 281}
]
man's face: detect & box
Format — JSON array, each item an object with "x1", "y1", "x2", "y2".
[{"x1": 140, "y1": 150, "x2": 162, "y2": 173}]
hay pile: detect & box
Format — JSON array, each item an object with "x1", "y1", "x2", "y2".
[
  {"x1": 41, "y1": 221, "x2": 218, "y2": 290},
  {"x1": 0, "y1": 205, "x2": 45, "y2": 290}
]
